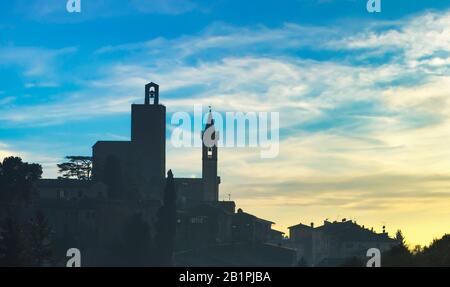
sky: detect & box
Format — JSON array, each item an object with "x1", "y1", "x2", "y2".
[{"x1": 1, "y1": 0, "x2": 450, "y2": 247}]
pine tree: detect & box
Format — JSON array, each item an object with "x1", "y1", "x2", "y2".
[
  {"x1": 383, "y1": 229, "x2": 413, "y2": 266},
  {"x1": 27, "y1": 211, "x2": 53, "y2": 267},
  {"x1": 395, "y1": 229, "x2": 407, "y2": 247},
  {"x1": 0, "y1": 217, "x2": 26, "y2": 267},
  {"x1": 57, "y1": 156, "x2": 92, "y2": 180}
]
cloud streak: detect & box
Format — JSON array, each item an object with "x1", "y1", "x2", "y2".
[
  {"x1": 2, "y1": 8, "x2": 450, "y2": 245},
  {"x1": 10, "y1": 0, "x2": 200, "y2": 22}
]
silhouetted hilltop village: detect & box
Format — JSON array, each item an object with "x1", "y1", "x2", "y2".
[{"x1": 1, "y1": 83, "x2": 402, "y2": 266}]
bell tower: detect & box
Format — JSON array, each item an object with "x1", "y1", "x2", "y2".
[
  {"x1": 130, "y1": 82, "x2": 166, "y2": 199},
  {"x1": 145, "y1": 82, "x2": 159, "y2": 105},
  {"x1": 202, "y1": 108, "x2": 219, "y2": 202}
]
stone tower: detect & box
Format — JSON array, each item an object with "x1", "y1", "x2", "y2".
[
  {"x1": 130, "y1": 82, "x2": 166, "y2": 198},
  {"x1": 202, "y1": 109, "x2": 219, "y2": 202}
]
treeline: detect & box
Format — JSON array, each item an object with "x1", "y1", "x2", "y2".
[
  {"x1": 0, "y1": 156, "x2": 53, "y2": 266},
  {"x1": 0, "y1": 156, "x2": 177, "y2": 267},
  {"x1": 341, "y1": 230, "x2": 450, "y2": 267},
  {"x1": 382, "y1": 230, "x2": 450, "y2": 267},
  {"x1": 0, "y1": 212, "x2": 53, "y2": 267},
  {"x1": 0, "y1": 156, "x2": 42, "y2": 205}
]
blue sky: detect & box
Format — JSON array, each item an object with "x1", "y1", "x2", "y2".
[{"x1": 1, "y1": 0, "x2": 450, "y2": 246}]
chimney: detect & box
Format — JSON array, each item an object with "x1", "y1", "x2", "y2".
[{"x1": 310, "y1": 222, "x2": 314, "y2": 228}]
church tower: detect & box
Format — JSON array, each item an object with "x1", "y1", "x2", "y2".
[
  {"x1": 202, "y1": 108, "x2": 220, "y2": 202},
  {"x1": 130, "y1": 82, "x2": 166, "y2": 198}
]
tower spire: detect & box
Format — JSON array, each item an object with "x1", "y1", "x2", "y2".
[
  {"x1": 202, "y1": 106, "x2": 219, "y2": 202},
  {"x1": 206, "y1": 106, "x2": 214, "y2": 127}
]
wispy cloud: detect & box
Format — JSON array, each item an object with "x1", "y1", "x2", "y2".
[
  {"x1": 96, "y1": 22, "x2": 341, "y2": 56},
  {"x1": 0, "y1": 45, "x2": 76, "y2": 80},
  {"x1": 3, "y1": 8, "x2": 450, "y2": 245},
  {"x1": 332, "y1": 11, "x2": 450, "y2": 62},
  {"x1": 11, "y1": 0, "x2": 200, "y2": 22},
  {"x1": 0, "y1": 96, "x2": 15, "y2": 105}
]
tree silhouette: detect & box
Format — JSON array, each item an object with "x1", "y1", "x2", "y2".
[
  {"x1": 154, "y1": 170, "x2": 177, "y2": 266},
  {"x1": 412, "y1": 245, "x2": 422, "y2": 255},
  {"x1": 57, "y1": 156, "x2": 92, "y2": 180},
  {"x1": 0, "y1": 156, "x2": 42, "y2": 205},
  {"x1": 383, "y1": 229, "x2": 413, "y2": 266},
  {"x1": 27, "y1": 211, "x2": 53, "y2": 267},
  {"x1": 381, "y1": 233, "x2": 450, "y2": 267},
  {"x1": 395, "y1": 230, "x2": 407, "y2": 248},
  {"x1": 417, "y1": 234, "x2": 450, "y2": 266},
  {"x1": 0, "y1": 217, "x2": 26, "y2": 266}
]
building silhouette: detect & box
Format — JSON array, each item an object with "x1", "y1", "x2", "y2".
[
  {"x1": 32, "y1": 82, "x2": 291, "y2": 266},
  {"x1": 91, "y1": 82, "x2": 219, "y2": 204},
  {"x1": 92, "y1": 82, "x2": 166, "y2": 200},
  {"x1": 5, "y1": 82, "x2": 399, "y2": 266},
  {"x1": 288, "y1": 219, "x2": 397, "y2": 266}
]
